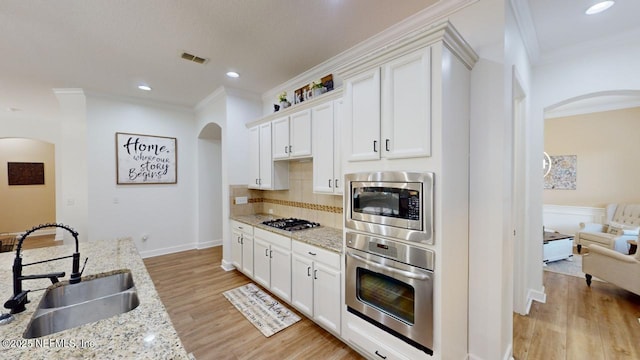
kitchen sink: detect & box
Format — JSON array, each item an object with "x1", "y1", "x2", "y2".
[
  {"x1": 39, "y1": 270, "x2": 135, "y2": 308},
  {"x1": 23, "y1": 270, "x2": 140, "y2": 339}
]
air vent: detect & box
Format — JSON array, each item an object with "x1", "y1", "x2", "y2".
[{"x1": 181, "y1": 52, "x2": 208, "y2": 64}]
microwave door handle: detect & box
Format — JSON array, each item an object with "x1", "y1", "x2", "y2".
[{"x1": 346, "y1": 252, "x2": 430, "y2": 281}]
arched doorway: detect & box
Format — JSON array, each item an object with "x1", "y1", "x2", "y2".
[{"x1": 197, "y1": 123, "x2": 223, "y2": 248}]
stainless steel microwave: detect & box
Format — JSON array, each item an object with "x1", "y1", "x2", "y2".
[{"x1": 345, "y1": 171, "x2": 434, "y2": 244}]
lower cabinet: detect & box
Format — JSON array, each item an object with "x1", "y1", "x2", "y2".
[
  {"x1": 253, "y1": 228, "x2": 292, "y2": 303},
  {"x1": 230, "y1": 220, "x2": 253, "y2": 277},
  {"x1": 291, "y1": 240, "x2": 341, "y2": 335}
]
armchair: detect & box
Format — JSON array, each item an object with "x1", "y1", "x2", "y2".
[
  {"x1": 582, "y1": 244, "x2": 640, "y2": 296},
  {"x1": 575, "y1": 204, "x2": 640, "y2": 254}
]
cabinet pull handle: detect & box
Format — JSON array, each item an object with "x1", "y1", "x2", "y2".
[
  {"x1": 328, "y1": 179, "x2": 332, "y2": 188},
  {"x1": 335, "y1": 179, "x2": 339, "y2": 188},
  {"x1": 285, "y1": 145, "x2": 288, "y2": 153},
  {"x1": 255, "y1": 178, "x2": 259, "y2": 185},
  {"x1": 314, "y1": 269, "x2": 318, "y2": 280},
  {"x1": 289, "y1": 145, "x2": 292, "y2": 153},
  {"x1": 269, "y1": 250, "x2": 273, "y2": 259},
  {"x1": 375, "y1": 350, "x2": 387, "y2": 359},
  {"x1": 240, "y1": 235, "x2": 243, "y2": 245},
  {"x1": 307, "y1": 266, "x2": 311, "y2": 277},
  {"x1": 385, "y1": 139, "x2": 390, "y2": 151},
  {"x1": 308, "y1": 251, "x2": 317, "y2": 256},
  {"x1": 265, "y1": 248, "x2": 269, "y2": 257},
  {"x1": 373, "y1": 140, "x2": 378, "y2": 152}
]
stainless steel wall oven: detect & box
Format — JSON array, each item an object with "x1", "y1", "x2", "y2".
[{"x1": 345, "y1": 232, "x2": 434, "y2": 355}]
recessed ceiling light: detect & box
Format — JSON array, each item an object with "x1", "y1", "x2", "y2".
[
  {"x1": 138, "y1": 85, "x2": 152, "y2": 91},
  {"x1": 585, "y1": 0, "x2": 615, "y2": 15},
  {"x1": 226, "y1": 71, "x2": 240, "y2": 78}
]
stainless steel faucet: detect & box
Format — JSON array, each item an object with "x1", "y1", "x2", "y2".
[{"x1": 3, "y1": 223, "x2": 87, "y2": 314}]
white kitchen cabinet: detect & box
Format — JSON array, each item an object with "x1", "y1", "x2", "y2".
[
  {"x1": 253, "y1": 228, "x2": 292, "y2": 302},
  {"x1": 230, "y1": 220, "x2": 254, "y2": 277},
  {"x1": 344, "y1": 68, "x2": 381, "y2": 162},
  {"x1": 272, "y1": 109, "x2": 312, "y2": 160},
  {"x1": 291, "y1": 240, "x2": 341, "y2": 335},
  {"x1": 248, "y1": 122, "x2": 289, "y2": 190},
  {"x1": 382, "y1": 47, "x2": 431, "y2": 159},
  {"x1": 344, "y1": 46, "x2": 432, "y2": 162},
  {"x1": 312, "y1": 99, "x2": 343, "y2": 194}
]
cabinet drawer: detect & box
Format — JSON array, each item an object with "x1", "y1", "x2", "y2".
[
  {"x1": 254, "y1": 228, "x2": 291, "y2": 250},
  {"x1": 231, "y1": 220, "x2": 253, "y2": 235},
  {"x1": 347, "y1": 320, "x2": 410, "y2": 360},
  {"x1": 292, "y1": 240, "x2": 340, "y2": 269}
]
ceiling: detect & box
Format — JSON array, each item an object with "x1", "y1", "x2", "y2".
[{"x1": 1, "y1": 0, "x2": 639, "y2": 120}]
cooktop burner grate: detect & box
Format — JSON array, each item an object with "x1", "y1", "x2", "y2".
[{"x1": 262, "y1": 218, "x2": 320, "y2": 231}]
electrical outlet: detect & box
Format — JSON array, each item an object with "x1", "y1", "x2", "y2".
[
  {"x1": 235, "y1": 196, "x2": 248, "y2": 205},
  {"x1": 268, "y1": 208, "x2": 273, "y2": 214}
]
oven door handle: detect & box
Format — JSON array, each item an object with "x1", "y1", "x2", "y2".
[{"x1": 347, "y1": 252, "x2": 430, "y2": 281}]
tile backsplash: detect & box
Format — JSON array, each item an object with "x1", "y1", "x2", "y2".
[{"x1": 230, "y1": 161, "x2": 343, "y2": 229}]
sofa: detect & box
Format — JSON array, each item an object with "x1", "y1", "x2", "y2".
[
  {"x1": 575, "y1": 203, "x2": 640, "y2": 254},
  {"x1": 582, "y1": 244, "x2": 640, "y2": 296}
]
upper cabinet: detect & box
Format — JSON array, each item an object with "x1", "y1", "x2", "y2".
[
  {"x1": 272, "y1": 109, "x2": 312, "y2": 160},
  {"x1": 312, "y1": 99, "x2": 343, "y2": 194},
  {"x1": 344, "y1": 47, "x2": 431, "y2": 162},
  {"x1": 248, "y1": 122, "x2": 289, "y2": 190}
]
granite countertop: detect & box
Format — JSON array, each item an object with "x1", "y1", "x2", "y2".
[
  {"x1": 231, "y1": 214, "x2": 343, "y2": 253},
  {"x1": 0, "y1": 238, "x2": 189, "y2": 360}
]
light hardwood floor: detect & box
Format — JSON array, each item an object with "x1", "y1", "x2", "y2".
[
  {"x1": 144, "y1": 246, "x2": 640, "y2": 359},
  {"x1": 514, "y1": 270, "x2": 640, "y2": 360},
  {"x1": 144, "y1": 246, "x2": 363, "y2": 360}
]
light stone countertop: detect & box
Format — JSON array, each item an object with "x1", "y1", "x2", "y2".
[
  {"x1": 231, "y1": 214, "x2": 343, "y2": 253},
  {"x1": 0, "y1": 238, "x2": 189, "y2": 360}
]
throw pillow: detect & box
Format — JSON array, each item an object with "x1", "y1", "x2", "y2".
[
  {"x1": 609, "y1": 221, "x2": 640, "y2": 235},
  {"x1": 607, "y1": 225, "x2": 623, "y2": 236}
]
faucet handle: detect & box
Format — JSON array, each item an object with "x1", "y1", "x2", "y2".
[{"x1": 4, "y1": 290, "x2": 29, "y2": 313}]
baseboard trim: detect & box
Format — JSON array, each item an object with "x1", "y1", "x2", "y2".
[
  {"x1": 525, "y1": 286, "x2": 546, "y2": 314},
  {"x1": 197, "y1": 238, "x2": 222, "y2": 249},
  {"x1": 139, "y1": 243, "x2": 197, "y2": 259},
  {"x1": 503, "y1": 344, "x2": 514, "y2": 360},
  {"x1": 220, "y1": 259, "x2": 236, "y2": 271}
]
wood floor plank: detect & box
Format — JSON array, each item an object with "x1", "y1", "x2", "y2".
[
  {"x1": 514, "y1": 268, "x2": 640, "y2": 360},
  {"x1": 144, "y1": 246, "x2": 363, "y2": 360}
]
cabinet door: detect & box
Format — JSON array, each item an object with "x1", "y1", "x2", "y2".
[
  {"x1": 345, "y1": 68, "x2": 381, "y2": 162},
  {"x1": 258, "y1": 122, "x2": 273, "y2": 189},
  {"x1": 253, "y1": 237, "x2": 271, "y2": 289},
  {"x1": 313, "y1": 262, "x2": 341, "y2": 334},
  {"x1": 270, "y1": 243, "x2": 292, "y2": 302},
  {"x1": 382, "y1": 47, "x2": 431, "y2": 159},
  {"x1": 242, "y1": 234, "x2": 254, "y2": 276},
  {"x1": 333, "y1": 99, "x2": 343, "y2": 194},
  {"x1": 248, "y1": 126, "x2": 260, "y2": 189},
  {"x1": 289, "y1": 109, "x2": 312, "y2": 158},
  {"x1": 312, "y1": 102, "x2": 335, "y2": 194},
  {"x1": 291, "y1": 253, "x2": 314, "y2": 317},
  {"x1": 231, "y1": 228, "x2": 243, "y2": 269},
  {"x1": 272, "y1": 116, "x2": 290, "y2": 160}
]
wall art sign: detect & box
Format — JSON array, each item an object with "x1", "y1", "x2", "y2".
[
  {"x1": 116, "y1": 132, "x2": 177, "y2": 184},
  {"x1": 7, "y1": 162, "x2": 45, "y2": 185},
  {"x1": 544, "y1": 155, "x2": 577, "y2": 190}
]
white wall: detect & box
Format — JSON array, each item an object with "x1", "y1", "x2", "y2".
[
  {"x1": 86, "y1": 94, "x2": 197, "y2": 258},
  {"x1": 195, "y1": 87, "x2": 262, "y2": 269},
  {"x1": 197, "y1": 129, "x2": 222, "y2": 248}
]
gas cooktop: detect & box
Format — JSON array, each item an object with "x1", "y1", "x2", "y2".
[{"x1": 262, "y1": 218, "x2": 320, "y2": 231}]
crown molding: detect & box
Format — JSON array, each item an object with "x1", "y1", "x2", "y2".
[{"x1": 261, "y1": 0, "x2": 477, "y2": 106}]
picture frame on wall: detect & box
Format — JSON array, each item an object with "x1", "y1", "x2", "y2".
[{"x1": 115, "y1": 132, "x2": 177, "y2": 185}]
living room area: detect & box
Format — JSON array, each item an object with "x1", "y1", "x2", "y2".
[{"x1": 514, "y1": 102, "x2": 640, "y2": 359}]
